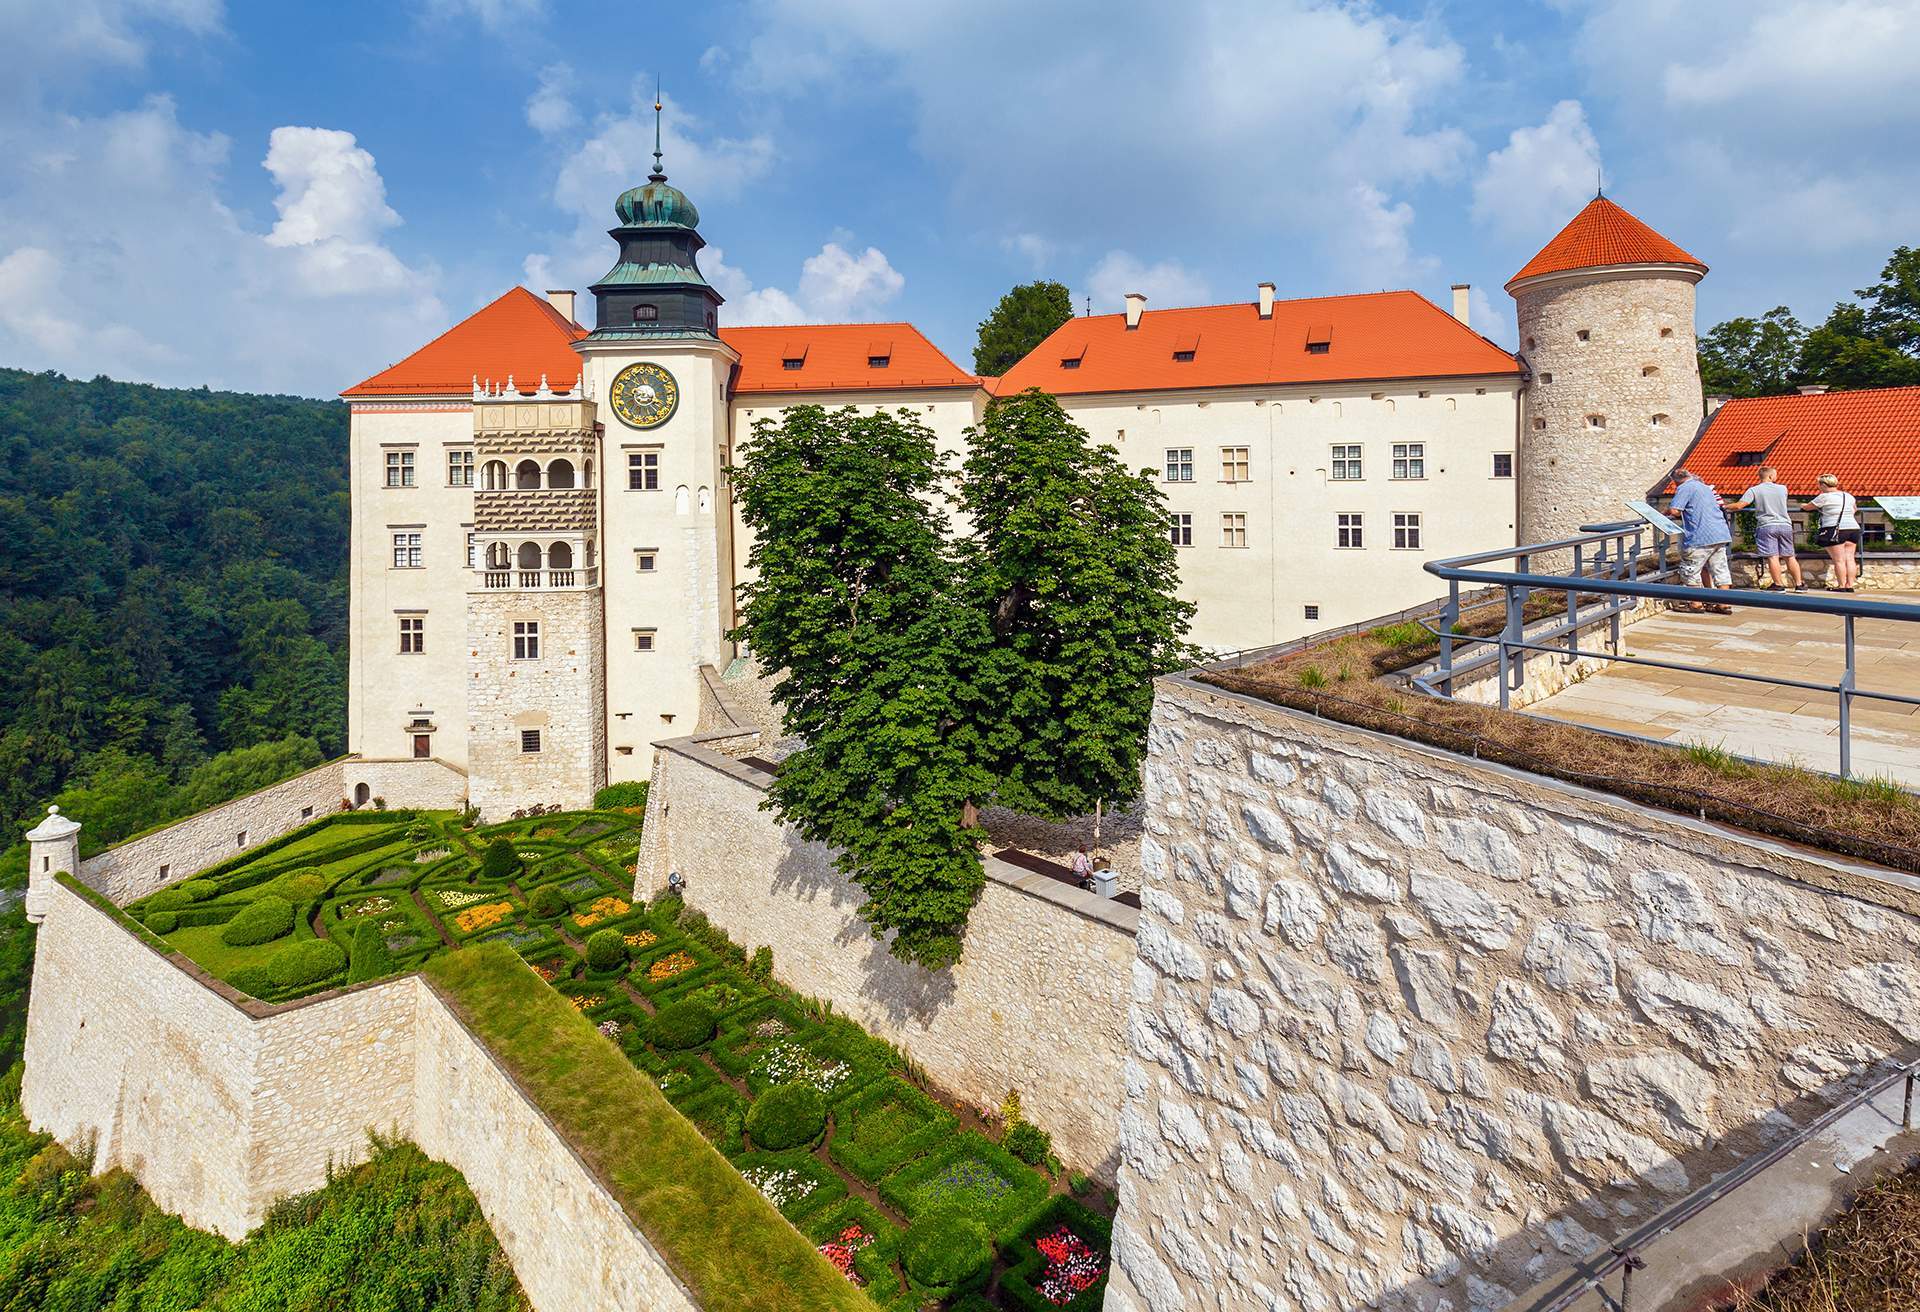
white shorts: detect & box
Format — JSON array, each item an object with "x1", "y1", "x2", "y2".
[{"x1": 1681, "y1": 543, "x2": 1730, "y2": 588}]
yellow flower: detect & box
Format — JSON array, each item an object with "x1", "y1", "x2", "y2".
[
  {"x1": 571, "y1": 895, "x2": 630, "y2": 928},
  {"x1": 452, "y1": 900, "x2": 514, "y2": 934},
  {"x1": 647, "y1": 950, "x2": 697, "y2": 982}
]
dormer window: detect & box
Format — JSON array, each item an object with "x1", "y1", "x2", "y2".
[
  {"x1": 867, "y1": 339, "x2": 892, "y2": 369},
  {"x1": 1060, "y1": 343, "x2": 1087, "y2": 370},
  {"x1": 1305, "y1": 325, "x2": 1333, "y2": 355},
  {"x1": 632, "y1": 304, "x2": 658, "y2": 323},
  {"x1": 1060, "y1": 357, "x2": 1082, "y2": 369},
  {"x1": 1172, "y1": 333, "x2": 1199, "y2": 362},
  {"x1": 868, "y1": 355, "x2": 890, "y2": 368},
  {"x1": 781, "y1": 340, "x2": 808, "y2": 370},
  {"x1": 1306, "y1": 342, "x2": 1330, "y2": 355},
  {"x1": 782, "y1": 358, "x2": 804, "y2": 370},
  {"x1": 1172, "y1": 350, "x2": 1195, "y2": 362}
]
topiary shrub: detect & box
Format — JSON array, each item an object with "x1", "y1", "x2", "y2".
[
  {"x1": 745, "y1": 1081, "x2": 827, "y2": 1151},
  {"x1": 221, "y1": 895, "x2": 295, "y2": 947},
  {"x1": 228, "y1": 964, "x2": 274, "y2": 998},
  {"x1": 348, "y1": 920, "x2": 397, "y2": 984},
  {"x1": 584, "y1": 928, "x2": 627, "y2": 973},
  {"x1": 749, "y1": 945, "x2": 773, "y2": 979},
  {"x1": 479, "y1": 838, "x2": 520, "y2": 880},
  {"x1": 267, "y1": 939, "x2": 347, "y2": 990},
  {"x1": 1004, "y1": 1120, "x2": 1051, "y2": 1166},
  {"x1": 146, "y1": 910, "x2": 179, "y2": 935},
  {"x1": 145, "y1": 888, "x2": 193, "y2": 912},
  {"x1": 594, "y1": 780, "x2": 649, "y2": 810},
  {"x1": 267, "y1": 867, "x2": 328, "y2": 903},
  {"x1": 177, "y1": 879, "x2": 219, "y2": 902},
  {"x1": 648, "y1": 999, "x2": 717, "y2": 1051},
  {"x1": 528, "y1": 884, "x2": 568, "y2": 919},
  {"x1": 900, "y1": 1210, "x2": 992, "y2": 1297}
]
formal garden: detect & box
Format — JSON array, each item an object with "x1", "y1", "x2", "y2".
[{"x1": 114, "y1": 801, "x2": 1114, "y2": 1309}]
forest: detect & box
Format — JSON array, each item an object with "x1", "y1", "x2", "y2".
[{"x1": 0, "y1": 367, "x2": 348, "y2": 866}]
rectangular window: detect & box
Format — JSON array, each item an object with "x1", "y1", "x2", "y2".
[
  {"x1": 1164, "y1": 448, "x2": 1194, "y2": 482},
  {"x1": 633, "y1": 628, "x2": 657, "y2": 652},
  {"x1": 391, "y1": 531, "x2": 422, "y2": 569},
  {"x1": 299, "y1": 807, "x2": 312, "y2": 820},
  {"x1": 627, "y1": 451, "x2": 660, "y2": 490},
  {"x1": 1220, "y1": 512, "x2": 1248, "y2": 548},
  {"x1": 1393, "y1": 512, "x2": 1422, "y2": 550},
  {"x1": 1392, "y1": 442, "x2": 1425, "y2": 480},
  {"x1": 236, "y1": 831, "x2": 246, "y2": 848},
  {"x1": 635, "y1": 549, "x2": 657, "y2": 573},
  {"x1": 466, "y1": 532, "x2": 476, "y2": 569},
  {"x1": 447, "y1": 449, "x2": 474, "y2": 487},
  {"x1": 1169, "y1": 512, "x2": 1192, "y2": 547},
  {"x1": 384, "y1": 450, "x2": 415, "y2": 487},
  {"x1": 398, "y1": 616, "x2": 424, "y2": 653},
  {"x1": 512, "y1": 620, "x2": 540, "y2": 660},
  {"x1": 1303, "y1": 605, "x2": 1320, "y2": 621},
  {"x1": 1492, "y1": 452, "x2": 1514, "y2": 479},
  {"x1": 1337, "y1": 513, "x2": 1364, "y2": 549},
  {"x1": 1221, "y1": 446, "x2": 1250, "y2": 482},
  {"x1": 521, "y1": 729, "x2": 541, "y2": 754},
  {"x1": 1330, "y1": 444, "x2": 1362, "y2": 481}
]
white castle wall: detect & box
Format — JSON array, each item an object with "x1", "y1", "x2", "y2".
[
  {"x1": 20, "y1": 878, "x2": 697, "y2": 1312},
  {"x1": 1107, "y1": 676, "x2": 1920, "y2": 1312},
  {"x1": 636, "y1": 734, "x2": 1139, "y2": 1175}
]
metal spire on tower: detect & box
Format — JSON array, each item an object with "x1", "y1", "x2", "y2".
[{"x1": 650, "y1": 80, "x2": 666, "y2": 182}]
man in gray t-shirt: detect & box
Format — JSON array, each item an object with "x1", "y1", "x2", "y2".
[{"x1": 1732, "y1": 466, "x2": 1804, "y2": 590}]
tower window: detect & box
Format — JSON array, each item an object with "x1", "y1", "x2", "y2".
[
  {"x1": 1539, "y1": 372, "x2": 1553, "y2": 384},
  {"x1": 521, "y1": 729, "x2": 541, "y2": 754},
  {"x1": 1652, "y1": 414, "x2": 1670, "y2": 428},
  {"x1": 1532, "y1": 417, "x2": 1547, "y2": 431},
  {"x1": 633, "y1": 628, "x2": 656, "y2": 652},
  {"x1": 632, "y1": 304, "x2": 658, "y2": 323},
  {"x1": 1659, "y1": 327, "x2": 1674, "y2": 338},
  {"x1": 512, "y1": 621, "x2": 540, "y2": 660},
  {"x1": 1642, "y1": 364, "x2": 1660, "y2": 377},
  {"x1": 1525, "y1": 337, "x2": 1536, "y2": 351},
  {"x1": 1576, "y1": 329, "x2": 1591, "y2": 342},
  {"x1": 635, "y1": 549, "x2": 657, "y2": 572},
  {"x1": 1586, "y1": 415, "x2": 1606, "y2": 430},
  {"x1": 398, "y1": 616, "x2": 424, "y2": 653},
  {"x1": 1493, "y1": 453, "x2": 1514, "y2": 478},
  {"x1": 627, "y1": 451, "x2": 659, "y2": 490},
  {"x1": 1304, "y1": 605, "x2": 1320, "y2": 621},
  {"x1": 391, "y1": 532, "x2": 422, "y2": 569}
]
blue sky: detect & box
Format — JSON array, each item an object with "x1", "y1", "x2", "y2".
[{"x1": 0, "y1": 0, "x2": 1914, "y2": 397}]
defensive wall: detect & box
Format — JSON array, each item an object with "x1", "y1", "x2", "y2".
[
  {"x1": 21, "y1": 876, "x2": 698, "y2": 1312},
  {"x1": 635, "y1": 731, "x2": 1139, "y2": 1176},
  {"x1": 76, "y1": 756, "x2": 468, "y2": 905},
  {"x1": 1105, "y1": 674, "x2": 1920, "y2": 1312}
]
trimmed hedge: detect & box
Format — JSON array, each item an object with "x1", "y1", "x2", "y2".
[
  {"x1": 899, "y1": 1209, "x2": 992, "y2": 1300},
  {"x1": 267, "y1": 938, "x2": 347, "y2": 990},
  {"x1": 997, "y1": 1195, "x2": 1113, "y2": 1312},
  {"x1": 828, "y1": 1076, "x2": 955, "y2": 1184},
  {"x1": 348, "y1": 919, "x2": 397, "y2": 983},
  {"x1": 221, "y1": 895, "x2": 295, "y2": 947},
  {"x1": 146, "y1": 910, "x2": 179, "y2": 935},
  {"x1": 1005, "y1": 1119, "x2": 1051, "y2": 1166},
  {"x1": 228, "y1": 964, "x2": 274, "y2": 997},
  {"x1": 479, "y1": 838, "x2": 521, "y2": 880},
  {"x1": 593, "y1": 780, "x2": 648, "y2": 810},
  {"x1": 745, "y1": 1082, "x2": 826, "y2": 1152},
  {"x1": 528, "y1": 883, "x2": 568, "y2": 919},
  {"x1": 584, "y1": 928, "x2": 627, "y2": 973},
  {"x1": 879, "y1": 1132, "x2": 1050, "y2": 1235},
  {"x1": 266, "y1": 867, "x2": 330, "y2": 903},
  {"x1": 803, "y1": 1198, "x2": 901, "y2": 1293},
  {"x1": 649, "y1": 999, "x2": 717, "y2": 1051},
  {"x1": 176, "y1": 879, "x2": 219, "y2": 902},
  {"x1": 729, "y1": 1150, "x2": 846, "y2": 1222}
]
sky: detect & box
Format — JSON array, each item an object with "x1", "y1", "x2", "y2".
[{"x1": 0, "y1": 0, "x2": 1915, "y2": 399}]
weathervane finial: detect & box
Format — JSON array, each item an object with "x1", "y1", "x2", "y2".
[{"x1": 650, "y1": 79, "x2": 666, "y2": 182}]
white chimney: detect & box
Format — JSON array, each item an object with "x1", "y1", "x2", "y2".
[
  {"x1": 546, "y1": 289, "x2": 577, "y2": 322},
  {"x1": 1257, "y1": 282, "x2": 1276, "y2": 320},
  {"x1": 1450, "y1": 283, "x2": 1471, "y2": 325},
  {"x1": 1797, "y1": 382, "x2": 1830, "y2": 396},
  {"x1": 1706, "y1": 394, "x2": 1732, "y2": 416},
  {"x1": 1124, "y1": 292, "x2": 1146, "y2": 330}
]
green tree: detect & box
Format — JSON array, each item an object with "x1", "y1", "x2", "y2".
[
  {"x1": 170, "y1": 737, "x2": 324, "y2": 817},
  {"x1": 46, "y1": 748, "x2": 172, "y2": 851},
  {"x1": 1858, "y1": 244, "x2": 1920, "y2": 355},
  {"x1": 347, "y1": 919, "x2": 397, "y2": 984},
  {"x1": 1799, "y1": 301, "x2": 1920, "y2": 391},
  {"x1": 1696, "y1": 307, "x2": 1805, "y2": 397},
  {"x1": 729, "y1": 405, "x2": 991, "y2": 969},
  {"x1": 972, "y1": 281, "x2": 1074, "y2": 376},
  {"x1": 960, "y1": 389, "x2": 1195, "y2": 818}
]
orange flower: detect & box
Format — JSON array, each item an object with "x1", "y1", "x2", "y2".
[
  {"x1": 572, "y1": 895, "x2": 630, "y2": 928},
  {"x1": 452, "y1": 900, "x2": 514, "y2": 934},
  {"x1": 647, "y1": 950, "x2": 697, "y2": 982}
]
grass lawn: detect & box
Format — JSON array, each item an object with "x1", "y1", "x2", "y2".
[{"x1": 165, "y1": 923, "x2": 288, "y2": 980}]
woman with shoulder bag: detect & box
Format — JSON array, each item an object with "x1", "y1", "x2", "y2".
[{"x1": 1809, "y1": 473, "x2": 1861, "y2": 591}]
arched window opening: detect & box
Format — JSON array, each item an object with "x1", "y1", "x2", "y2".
[
  {"x1": 1586, "y1": 414, "x2": 1606, "y2": 430},
  {"x1": 1641, "y1": 364, "x2": 1660, "y2": 378},
  {"x1": 583, "y1": 459, "x2": 593, "y2": 488},
  {"x1": 482, "y1": 460, "x2": 508, "y2": 490},
  {"x1": 1652, "y1": 413, "x2": 1671, "y2": 428},
  {"x1": 515, "y1": 459, "x2": 542, "y2": 490},
  {"x1": 517, "y1": 542, "x2": 542, "y2": 570},
  {"x1": 548, "y1": 541, "x2": 574, "y2": 570},
  {"x1": 486, "y1": 541, "x2": 510, "y2": 569},
  {"x1": 675, "y1": 485, "x2": 691, "y2": 515},
  {"x1": 548, "y1": 458, "x2": 576, "y2": 489}
]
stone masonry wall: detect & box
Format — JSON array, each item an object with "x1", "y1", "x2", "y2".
[
  {"x1": 1107, "y1": 676, "x2": 1920, "y2": 1312},
  {"x1": 342, "y1": 757, "x2": 470, "y2": 811},
  {"x1": 1732, "y1": 552, "x2": 1920, "y2": 591},
  {"x1": 22, "y1": 879, "x2": 699, "y2": 1310},
  {"x1": 636, "y1": 736, "x2": 1139, "y2": 1176},
  {"x1": 466, "y1": 588, "x2": 606, "y2": 816},
  {"x1": 79, "y1": 760, "x2": 348, "y2": 904}
]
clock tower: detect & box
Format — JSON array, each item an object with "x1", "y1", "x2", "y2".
[{"x1": 578, "y1": 100, "x2": 740, "y2": 782}]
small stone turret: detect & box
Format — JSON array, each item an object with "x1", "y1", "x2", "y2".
[
  {"x1": 1510, "y1": 196, "x2": 1708, "y2": 544},
  {"x1": 24, "y1": 804, "x2": 81, "y2": 924}
]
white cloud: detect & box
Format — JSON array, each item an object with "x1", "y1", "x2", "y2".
[
  {"x1": 417, "y1": 0, "x2": 544, "y2": 29},
  {"x1": 1002, "y1": 232, "x2": 1057, "y2": 271},
  {"x1": 730, "y1": 0, "x2": 1469, "y2": 283},
  {"x1": 1329, "y1": 184, "x2": 1434, "y2": 289},
  {"x1": 1472, "y1": 100, "x2": 1602, "y2": 241},
  {"x1": 525, "y1": 63, "x2": 577, "y2": 136},
  {"x1": 1086, "y1": 251, "x2": 1209, "y2": 312},
  {"x1": 706, "y1": 242, "x2": 903, "y2": 326},
  {"x1": 0, "y1": 96, "x2": 443, "y2": 394},
  {"x1": 5, "y1": 0, "x2": 223, "y2": 73}
]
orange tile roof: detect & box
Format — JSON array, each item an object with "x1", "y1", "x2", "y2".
[
  {"x1": 720, "y1": 322, "x2": 980, "y2": 393},
  {"x1": 1507, "y1": 196, "x2": 1705, "y2": 289},
  {"x1": 342, "y1": 286, "x2": 587, "y2": 398},
  {"x1": 1676, "y1": 387, "x2": 1920, "y2": 497},
  {"x1": 993, "y1": 291, "x2": 1518, "y2": 397}
]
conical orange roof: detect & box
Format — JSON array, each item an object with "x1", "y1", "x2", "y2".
[
  {"x1": 1507, "y1": 196, "x2": 1705, "y2": 290},
  {"x1": 343, "y1": 286, "x2": 587, "y2": 397}
]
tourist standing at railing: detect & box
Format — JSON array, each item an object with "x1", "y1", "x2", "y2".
[
  {"x1": 1810, "y1": 473, "x2": 1862, "y2": 592},
  {"x1": 1731, "y1": 466, "x2": 1807, "y2": 593},
  {"x1": 1667, "y1": 466, "x2": 1735, "y2": 614}
]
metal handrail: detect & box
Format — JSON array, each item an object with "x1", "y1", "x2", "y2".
[{"x1": 1421, "y1": 522, "x2": 1920, "y2": 778}]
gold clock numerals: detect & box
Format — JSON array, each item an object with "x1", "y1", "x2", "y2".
[{"x1": 610, "y1": 362, "x2": 679, "y2": 430}]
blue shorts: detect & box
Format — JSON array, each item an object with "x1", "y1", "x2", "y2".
[{"x1": 1755, "y1": 524, "x2": 1796, "y2": 558}]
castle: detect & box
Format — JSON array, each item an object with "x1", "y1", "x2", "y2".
[{"x1": 343, "y1": 126, "x2": 1708, "y2": 813}]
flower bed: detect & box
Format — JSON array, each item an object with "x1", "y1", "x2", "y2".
[
  {"x1": 571, "y1": 894, "x2": 630, "y2": 929},
  {"x1": 451, "y1": 899, "x2": 517, "y2": 935},
  {"x1": 432, "y1": 887, "x2": 492, "y2": 911},
  {"x1": 829, "y1": 1076, "x2": 956, "y2": 1184},
  {"x1": 734, "y1": 1151, "x2": 846, "y2": 1222},
  {"x1": 998, "y1": 1197, "x2": 1113, "y2": 1312},
  {"x1": 880, "y1": 1133, "x2": 1050, "y2": 1236}
]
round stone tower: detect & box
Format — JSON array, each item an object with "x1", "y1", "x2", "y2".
[{"x1": 1509, "y1": 196, "x2": 1707, "y2": 545}]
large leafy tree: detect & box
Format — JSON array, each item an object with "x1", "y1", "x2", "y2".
[
  {"x1": 973, "y1": 281, "x2": 1074, "y2": 376},
  {"x1": 1697, "y1": 307, "x2": 1805, "y2": 398},
  {"x1": 729, "y1": 405, "x2": 992, "y2": 970},
  {"x1": 960, "y1": 389, "x2": 1195, "y2": 817}
]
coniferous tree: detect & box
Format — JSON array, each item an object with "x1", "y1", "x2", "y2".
[{"x1": 973, "y1": 281, "x2": 1074, "y2": 376}]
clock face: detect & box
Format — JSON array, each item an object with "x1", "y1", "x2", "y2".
[{"x1": 609, "y1": 362, "x2": 680, "y2": 430}]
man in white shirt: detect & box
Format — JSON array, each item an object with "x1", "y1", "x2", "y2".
[{"x1": 1731, "y1": 466, "x2": 1805, "y2": 592}]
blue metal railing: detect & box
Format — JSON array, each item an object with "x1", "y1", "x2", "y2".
[{"x1": 1419, "y1": 522, "x2": 1920, "y2": 779}]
